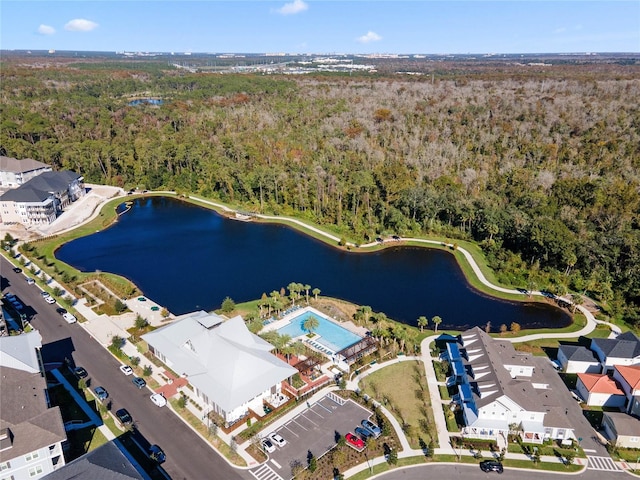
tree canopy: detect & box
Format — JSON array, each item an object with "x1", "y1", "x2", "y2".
[{"x1": 1, "y1": 56, "x2": 638, "y2": 323}]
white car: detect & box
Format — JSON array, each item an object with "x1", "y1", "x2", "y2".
[
  {"x1": 150, "y1": 393, "x2": 167, "y2": 407},
  {"x1": 62, "y1": 312, "x2": 77, "y2": 324},
  {"x1": 44, "y1": 296, "x2": 56, "y2": 304},
  {"x1": 120, "y1": 365, "x2": 133, "y2": 375},
  {"x1": 262, "y1": 438, "x2": 276, "y2": 453},
  {"x1": 269, "y1": 432, "x2": 287, "y2": 448}
]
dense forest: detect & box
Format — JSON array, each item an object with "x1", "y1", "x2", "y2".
[{"x1": 1, "y1": 56, "x2": 639, "y2": 323}]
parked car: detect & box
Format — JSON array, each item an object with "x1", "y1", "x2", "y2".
[
  {"x1": 149, "y1": 445, "x2": 166, "y2": 464},
  {"x1": 74, "y1": 367, "x2": 88, "y2": 378},
  {"x1": 120, "y1": 365, "x2": 133, "y2": 375},
  {"x1": 12, "y1": 267, "x2": 22, "y2": 273},
  {"x1": 355, "y1": 426, "x2": 374, "y2": 440},
  {"x1": 262, "y1": 438, "x2": 276, "y2": 453},
  {"x1": 345, "y1": 432, "x2": 365, "y2": 450},
  {"x1": 150, "y1": 393, "x2": 167, "y2": 407},
  {"x1": 115, "y1": 408, "x2": 133, "y2": 427},
  {"x1": 132, "y1": 377, "x2": 146, "y2": 389},
  {"x1": 26, "y1": 277, "x2": 35, "y2": 285},
  {"x1": 62, "y1": 312, "x2": 77, "y2": 324},
  {"x1": 56, "y1": 307, "x2": 68, "y2": 315},
  {"x1": 479, "y1": 460, "x2": 504, "y2": 473},
  {"x1": 41, "y1": 291, "x2": 50, "y2": 298},
  {"x1": 94, "y1": 386, "x2": 108, "y2": 401},
  {"x1": 269, "y1": 432, "x2": 287, "y2": 448},
  {"x1": 44, "y1": 296, "x2": 56, "y2": 304},
  {"x1": 361, "y1": 419, "x2": 382, "y2": 438}
]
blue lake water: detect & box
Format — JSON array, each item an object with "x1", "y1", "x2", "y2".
[{"x1": 56, "y1": 197, "x2": 571, "y2": 331}]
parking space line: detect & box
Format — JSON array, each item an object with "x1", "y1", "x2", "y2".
[
  {"x1": 303, "y1": 415, "x2": 319, "y2": 427},
  {"x1": 270, "y1": 459, "x2": 282, "y2": 469},
  {"x1": 291, "y1": 419, "x2": 308, "y2": 430},
  {"x1": 316, "y1": 401, "x2": 332, "y2": 413},
  {"x1": 309, "y1": 408, "x2": 325, "y2": 419},
  {"x1": 282, "y1": 423, "x2": 300, "y2": 436}
]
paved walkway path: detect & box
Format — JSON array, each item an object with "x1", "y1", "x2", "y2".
[{"x1": 50, "y1": 368, "x2": 115, "y2": 441}]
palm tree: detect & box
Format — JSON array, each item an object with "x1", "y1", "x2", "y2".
[
  {"x1": 417, "y1": 316, "x2": 428, "y2": 332},
  {"x1": 273, "y1": 333, "x2": 292, "y2": 355},
  {"x1": 432, "y1": 315, "x2": 442, "y2": 333},
  {"x1": 303, "y1": 315, "x2": 320, "y2": 335},
  {"x1": 303, "y1": 284, "x2": 311, "y2": 304},
  {"x1": 570, "y1": 293, "x2": 584, "y2": 313},
  {"x1": 394, "y1": 327, "x2": 408, "y2": 352},
  {"x1": 312, "y1": 287, "x2": 321, "y2": 301},
  {"x1": 287, "y1": 282, "x2": 298, "y2": 306}
]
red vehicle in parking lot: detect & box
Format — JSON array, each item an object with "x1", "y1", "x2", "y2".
[{"x1": 345, "y1": 432, "x2": 365, "y2": 450}]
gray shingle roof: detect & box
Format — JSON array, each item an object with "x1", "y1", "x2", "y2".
[
  {"x1": 42, "y1": 440, "x2": 145, "y2": 480},
  {"x1": 0, "y1": 367, "x2": 66, "y2": 461},
  {"x1": 559, "y1": 344, "x2": 599, "y2": 363},
  {"x1": 461, "y1": 327, "x2": 574, "y2": 428},
  {"x1": 0, "y1": 156, "x2": 49, "y2": 173},
  {"x1": 592, "y1": 332, "x2": 640, "y2": 359},
  {"x1": 0, "y1": 170, "x2": 81, "y2": 202},
  {"x1": 604, "y1": 412, "x2": 640, "y2": 437}
]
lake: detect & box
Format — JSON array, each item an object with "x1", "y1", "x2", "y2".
[{"x1": 56, "y1": 196, "x2": 571, "y2": 331}]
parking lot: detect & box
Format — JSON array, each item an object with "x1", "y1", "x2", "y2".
[{"x1": 250, "y1": 392, "x2": 373, "y2": 480}]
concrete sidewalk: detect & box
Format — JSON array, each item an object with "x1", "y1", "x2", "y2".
[{"x1": 50, "y1": 368, "x2": 115, "y2": 441}]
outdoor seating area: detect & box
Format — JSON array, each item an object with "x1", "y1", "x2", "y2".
[
  {"x1": 267, "y1": 392, "x2": 289, "y2": 408},
  {"x1": 306, "y1": 338, "x2": 335, "y2": 356}
]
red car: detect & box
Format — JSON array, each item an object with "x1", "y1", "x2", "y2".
[{"x1": 345, "y1": 432, "x2": 365, "y2": 450}]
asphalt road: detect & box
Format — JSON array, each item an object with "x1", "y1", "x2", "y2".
[
  {"x1": 372, "y1": 463, "x2": 623, "y2": 480},
  {"x1": 1, "y1": 257, "x2": 247, "y2": 480}
]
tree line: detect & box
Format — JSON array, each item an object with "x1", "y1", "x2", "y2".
[{"x1": 1, "y1": 58, "x2": 638, "y2": 323}]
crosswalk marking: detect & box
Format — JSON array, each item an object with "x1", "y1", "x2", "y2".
[
  {"x1": 250, "y1": 464, "x2": 284, "y2": 480},
  {"x1": 587, "y1": 456, "x2": 621, "y2": 472}
]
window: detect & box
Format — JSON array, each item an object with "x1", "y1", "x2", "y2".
[
  {"x1": 1, "y1": 475, "x2": 15, "y2": 480},
  {"x1": 631, "y1": 437, "x2": 639, "y2": 443},
  {"x1": 28, "y1": 465, "x2": 43, "y2": 477},
  {"x1": 25, "y1": 452, "x2": 39, "y2": 462},
  {"x1": 0, "y1": 461, "x2": 10, "y2": 471}
]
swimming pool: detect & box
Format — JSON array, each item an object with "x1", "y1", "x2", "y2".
[{"x1": 276, "y1": 310, "x2": 362, "y2": 352}]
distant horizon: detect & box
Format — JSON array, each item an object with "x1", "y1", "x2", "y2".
[
  {"x1": 2, "y1": 49, "x2": 637, "y2": 57},
  {"x1": 2, "y1": 1, "x2": 639, "y2": 55}
]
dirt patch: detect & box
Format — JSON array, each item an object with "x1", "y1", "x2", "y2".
[{"x1": 313, "y1": 297, "x2": 358, "y2": 323}]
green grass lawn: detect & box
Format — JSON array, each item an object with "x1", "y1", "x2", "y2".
[{"x1": 359, "y1": 360, "x2": 435, "y2": 449}]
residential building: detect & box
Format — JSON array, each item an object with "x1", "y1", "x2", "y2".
[
  {"x1": 612, "y1": 365, "x2": 640, "y2": 416},
  {"x1": 601, "y1": 412, "x2": 640, "y2": 449},
  {"x1": 446, "y1": 327, "x2": 576, "y2": 446},
  {"x1": 556, "y1": 344, "x2": 600, "y2": 373},
  {"x1": 42, "y1": 440, "x2": 146, "y2": 480},
  {"x1": 0, "y1": 332, "x2": 67, "y2": 480},
  {"x1": 142, "y1": 311, "x2": 297, "y2": 426},
  {"x1": 575, "y1": 373, "x2": 626, "y2": 407},
  {"x1": 0, "y1": 157, "x2": 51, "y2": 188},
  {"x1": 0, "y1": 171, "x2": 84, "y2": 226},
  {"x1": 590, "y1": 332, "x2": 640, "y2": 373}
]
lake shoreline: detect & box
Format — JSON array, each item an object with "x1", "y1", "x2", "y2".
[{"x1": 41, "y1": 191, "x2": 574, "y2": 333}]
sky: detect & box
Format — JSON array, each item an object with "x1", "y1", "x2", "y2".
[{"x1": 1, "y1": 1, "x2": 639, "y2": 55}]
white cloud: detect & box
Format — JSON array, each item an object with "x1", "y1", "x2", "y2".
[
  {"x1": 357, "y1": 31, "x2": 382, "y2": 44},
  {"x1": 37, "y1": 24, "x2": 56, "y2": 35},
  {"x1": 554, "y1": 27, "x2": 567, "y2": 34},
  {"x1": 277, "y1": 0, "x2": 308, "y2": 15},
  {"x1": 64, "y1": 18, "x2": 99, "y2": 32}
]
